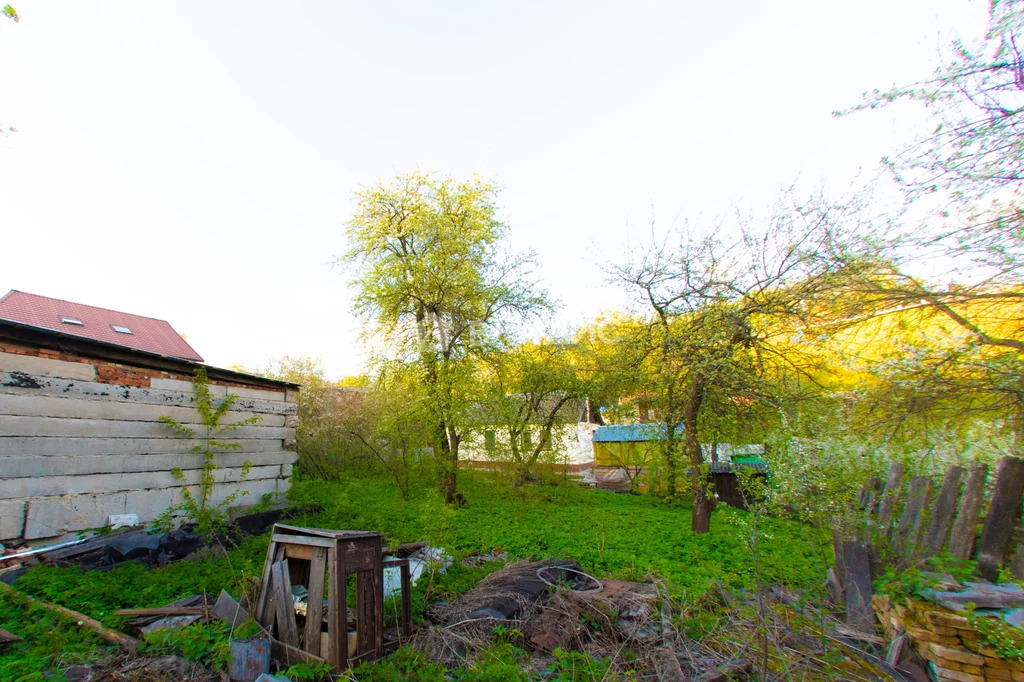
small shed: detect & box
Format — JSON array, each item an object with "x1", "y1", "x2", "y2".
[
  {"x1": 592, "y1": 424, "x2": 679, "y2": 492},
  {"x1": 592, "y1": 424, "x2": 768, "y2": 507}
]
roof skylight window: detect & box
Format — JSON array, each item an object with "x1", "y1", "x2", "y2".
[
  {"x1": 59, "y1": 316, "x2": 84, "y2": 326},
  {"x1": 111, "y1": 325, "x2": 133, "y2": 335}
]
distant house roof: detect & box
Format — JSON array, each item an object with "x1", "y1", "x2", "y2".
[
  {"x1": 593, "y1": 423, "x2": 683, "y2": 442},
  {"x1": 0, "y1": 290, "x2": 204, "y2": 362}
]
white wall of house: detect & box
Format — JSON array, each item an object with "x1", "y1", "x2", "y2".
[
  {"x1": 461, "y1": 422, "x2": 597, "y2": 468},
  {"x1": 0, "y1": 351, "x2": 298, "y2": 543}
]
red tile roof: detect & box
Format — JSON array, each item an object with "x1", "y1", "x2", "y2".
[{"x1": 0, "y1": 290, "x2": 204, "y2": 362}]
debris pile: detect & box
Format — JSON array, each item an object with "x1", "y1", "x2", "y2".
[{"x1": 415, "y1": 559, "x2": 727, "y2": 680}]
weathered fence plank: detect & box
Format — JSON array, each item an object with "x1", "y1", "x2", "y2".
[
  {"x1": 876, "y1": 462, "x2": 903, "y2": 534},
  {"x1": 923, "y1": 465, "x2": 965, "y2": 556},
  {"x1": 843, "y1": 540, "x2": 875, "y2": 633},
  {"x1": 894, "y1": 477, "x2": 931, "y2": 557},
  {"x1": 948, "y1": 462, "x2": 988, "y2": 560},
  {"x1": 976, "y1": 456, "x2": 1024, "y2": 582}
]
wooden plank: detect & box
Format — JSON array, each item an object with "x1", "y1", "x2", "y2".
[
  {"x1": 0, "y1": 393, "x2": 285, "y2": 427},
  {"x1": 357, "y1": 571, "x2": 373, "y2": 655},
  {"x1": 272, "y1": 534, "x2": 337, "y2": 549},
  {"x1": 1009, "y1": 527, "x2": 1024, "y2": 581},
  {"x1": 114, "y1": 607, "x2": 207, "y2": 617},
  {"x1": 255, "y1": 542, "x2": 281, "y2": 628},
  {"x1": 862, "y1": 476, "x2": 882, "y2": 515},
  {"x1": 831, "y1": 521, "x2": 846, "y2": 588},
  {"x1": 284, "y1": 544, "x2": 315, "y2": 562},
  {"x1": 0, "y1": 436, "x2": 286, "y2": 457},
  {"x1": 923, "y1": 466, "x2": 965, "y2": 556},
  {"x1": 0, "y1": 627, "x2": 23, "y2": 644},
  {"x1": 371, "y1": 538, "x2": 384, "y2": 658},
  {"x1": 977, "y1": 456, "x2": 1024, "y2": 582},
  {"x1": 400, "y1": 561, "x2": 412, "y2": 638},
  {"x1": 843, "y1": 540, "x2": 875, "y2": 633},
  {"x1": 0, "y1": 415, "x2": 293, "y2": 440},
  {"x1": 305, "y1": 547, "x2": 327, "y2": 657},
  {"x1": 949, "y1": 462, "x2": 988, "y2": 560},
  {"x1": 327, "y1": 546, "x2": 347, "y2": 671},
  {"x1": 0, "y1": 371, "x2": 297, "y2": 415},
  {"x1": 271, "y1": 560, "x2": 300, "y2": 647},
  {"x1": 0, "y1": 450, "x2": 295, "y2": 479},
  {"x1": 893, "y1": 476, "x2": 930, "y2": 557},
  {"x1": 875, "y1": 462, "x2": 903, "y2": 535}
]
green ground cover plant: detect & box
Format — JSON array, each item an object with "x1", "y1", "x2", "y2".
[{"x1": 1, "y1": 471, "x2": 829, "y2": 679}]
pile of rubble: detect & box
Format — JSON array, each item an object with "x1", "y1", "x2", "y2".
[{"x1": 415, "y1": 558, "x2": 749, "y2": 681}]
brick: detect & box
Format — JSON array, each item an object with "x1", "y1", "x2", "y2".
[
  {"x1": 932, "y1": 644, "x2": 988, "y2": 667},
  {"x1": 988, "y1": 670, "x2": 1013, "y2": 681},
  {"x1": 933, "y1": 665, "x2": 984, "y2": 682},
  {"x1": 908, "y1": 626, "x2": 962, "y2": 646}
]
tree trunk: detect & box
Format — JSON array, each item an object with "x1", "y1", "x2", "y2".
[
  {"x1": 663, "y1": 431, "x2": 678, "y2": 501},
  {"x1": 684, "y1": 376, "x2": 714, "y2": 534}
]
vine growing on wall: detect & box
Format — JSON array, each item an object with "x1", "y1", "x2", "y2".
[{"x1": 156, "y1": 367, "x2": 261, "y2": 537}]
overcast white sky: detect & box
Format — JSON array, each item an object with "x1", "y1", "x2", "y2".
[{"x1": 0, "y1": 1, "x2": 988, "y2": 378}]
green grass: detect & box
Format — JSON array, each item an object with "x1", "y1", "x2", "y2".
[{"x1": 0, "y1": 471, "x2": 831, "y2": 680}]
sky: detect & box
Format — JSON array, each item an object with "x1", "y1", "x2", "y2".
[{"x1": 0, "y1": 0, "x2": 990, "y2": 379}]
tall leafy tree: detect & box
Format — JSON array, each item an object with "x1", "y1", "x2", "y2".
[
  {"x1": 343, "y1": 171, "x2": 549, "y2": 502},
  {"x1": 613, "y1": 204, "x2": 835, "y2": 533}
]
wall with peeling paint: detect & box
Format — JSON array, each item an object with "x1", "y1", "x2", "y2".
[{"x1": 0, "y1": 342, "x2": 298, "y2": 544}]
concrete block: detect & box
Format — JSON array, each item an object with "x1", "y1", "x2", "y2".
[
  {"x1": 124, "y1": 487, "x2": 180, "y2": 523},
  {"x1": 230, "y1": 386, "x2": 285, "y2": 401},
  {"x1": 0, "y1": 352, "x2": 96, "y2": 381},
  {"x1": 149, "y1": 378, "x2": 227, "y2": 396},
  {"x1": 284, "y1": 415, "x2": 299, "y2": 429},
  {"x1": 25, "y1": 494, "x2": 127, "y2": 539},
  {"x1": 0, "y1": 499, "x2": 26, "y2": 540}
]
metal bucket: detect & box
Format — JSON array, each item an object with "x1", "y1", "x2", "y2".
[{"x1": 228, "y1": 637, "x2": 271, "y2": 682}]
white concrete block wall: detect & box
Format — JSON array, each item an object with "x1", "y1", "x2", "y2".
[
  {"x1": 0, "y1": 351, "x2": 298, "y2": 543},
  {"x1": 461, "y1": 422, "x2": 597, "y2": 468}
]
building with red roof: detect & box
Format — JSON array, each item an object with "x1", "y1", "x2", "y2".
[{"x1": 0, "y1": 290, "x2": 203, "y2": 362}]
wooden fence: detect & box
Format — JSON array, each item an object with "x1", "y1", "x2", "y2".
[{"x1": 831, "y1": 455, "x2": 1024, "y2": 632}]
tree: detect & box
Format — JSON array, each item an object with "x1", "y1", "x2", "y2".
[
  {"x1": 342, "y1": 171, "x2": 549, "y2": 503},
  {"x1": 612, "y1": 204, "x2": 835, "y2": 533},
  {"x1": 480, "y1": 339, "x2": 588, "y2": 485},
  {"x1": 829, "y1": 3, "x2": 1024, "y2": 450},
  {"x1": 236, "y1": 355, "x2": 358, "y2": 481}
]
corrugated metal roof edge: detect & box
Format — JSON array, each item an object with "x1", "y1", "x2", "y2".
[{"x1": 0, "y1": 318, "x2": 300, "y2": 389}]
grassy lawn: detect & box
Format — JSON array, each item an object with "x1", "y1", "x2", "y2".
[{"x1": 0, "y1": 472, "x2": 831, "y2": 680}]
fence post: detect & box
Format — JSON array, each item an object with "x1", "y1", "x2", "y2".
[
  {"x1": 977, "y1": 456, "x2": 1024, "y2": 582},
  {"x1": 923, "y1": 466, "x2": 965, "y2": 556},
  {"x1": 948, "y1": 462, "x2": 988, "y2": 561}
]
